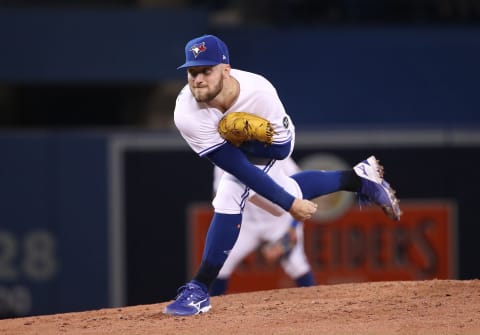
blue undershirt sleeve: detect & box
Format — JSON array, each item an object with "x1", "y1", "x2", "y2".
[
  {"x1": 206, "y1": 142, "x2": 295, "y2": 211},
  {"x1": 239, "y1": 141, "x2": 291, "y2": 160}
]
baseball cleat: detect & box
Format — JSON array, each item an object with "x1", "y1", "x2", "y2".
[
  {"x1": 163, "y1": 281, "x2": 211, "y2": 316},
  {"x1": 354, "y1": 156, "x2": 402, "y2": 221}
]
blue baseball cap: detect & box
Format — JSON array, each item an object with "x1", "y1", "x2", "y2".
[{"x1": 177, "y1": 35, "x2": 230, "y2": 69}]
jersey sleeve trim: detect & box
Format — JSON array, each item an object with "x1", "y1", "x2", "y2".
[{"x1": 199, "y1": 140, "x2": 227, "y2": 157}]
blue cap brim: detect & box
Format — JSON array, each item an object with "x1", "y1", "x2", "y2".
[{"x1": 177, "y1": 60, "x2": 221, "y2": 70}]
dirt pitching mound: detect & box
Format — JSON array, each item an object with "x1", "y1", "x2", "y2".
[{"x1": 1, "y1": 279, "x2": 479, "y2": 335}]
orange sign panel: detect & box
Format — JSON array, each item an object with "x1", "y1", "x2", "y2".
[{"x1": 188, "y1": 201, "x2": 456, "y2": 294}]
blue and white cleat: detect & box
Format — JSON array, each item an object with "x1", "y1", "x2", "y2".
[
  {"x1": 163, "y1": 281, "x2": 212, "y2": 316},
  {"x1": 354, "y1": 156, "x2": 402, "y2": 221}
]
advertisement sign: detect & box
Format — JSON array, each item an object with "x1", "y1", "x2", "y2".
[{"x1": 188, "y1": 201, "x2": 456, "y2": 293}]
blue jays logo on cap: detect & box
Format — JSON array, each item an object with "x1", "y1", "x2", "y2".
[
  {"x1": 177, "y1": 35, "x2": 230, "y2": 69},
  {"x1": 190, "y1": 42, "x2": 207, "y2": 58}
]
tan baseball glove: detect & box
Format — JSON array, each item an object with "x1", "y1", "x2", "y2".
[
  {"x1": 218, "y1": 112, "x2": 275, "y2": 147},
  {"x1": 261, "y1": 227, "x2": 298, "y2": 263}
]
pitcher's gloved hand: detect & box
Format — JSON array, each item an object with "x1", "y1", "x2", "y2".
[{"x1": 218, "y1": 112, "x2": 275, "y2": 146}]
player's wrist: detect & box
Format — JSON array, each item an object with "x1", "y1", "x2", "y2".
[
  {"x1": 279, "y1": 193, "x2": 296, "y2": 212},
  {"x1": 290, "y1": 220, "x2": 300, "y2": 228}
]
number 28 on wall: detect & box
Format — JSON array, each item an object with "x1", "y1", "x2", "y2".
[{"x1": 0, "y1": 230, "x2": 58, "y2": 282}]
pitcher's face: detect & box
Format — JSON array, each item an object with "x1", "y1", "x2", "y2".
[{"x1": 187, "y1": 65, "x2": 225, "y2": 103}]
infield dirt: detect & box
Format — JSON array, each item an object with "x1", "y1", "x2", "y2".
[{"x1": 1, "y1": 279, "x2": 479, "y2": 335}]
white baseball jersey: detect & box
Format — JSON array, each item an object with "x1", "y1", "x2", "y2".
[
  {"x1": 174, "y1": 69, "x2": 295, "y2": 157},
  {"x1": 213, "y1": 158, "x2": 312, "y2": 279},
  {"x1": 175, "y1": 69, "x2": 301, "y2": 215}
]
